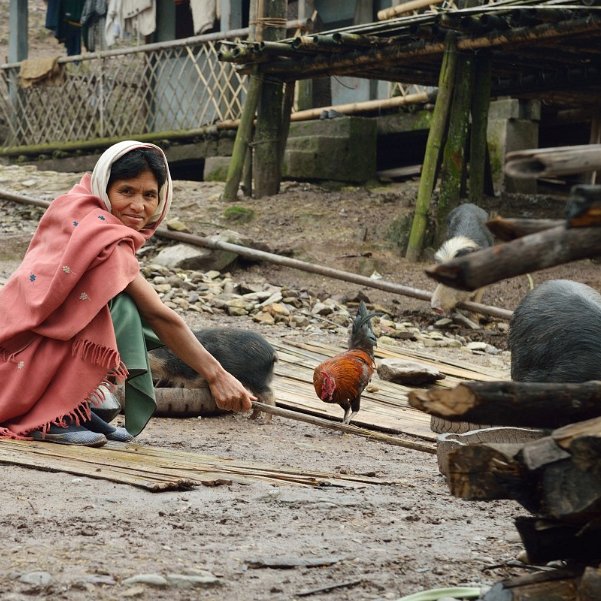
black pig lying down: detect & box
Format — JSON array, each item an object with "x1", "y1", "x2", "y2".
[
  {"x1": 510, "y1": 279, "x2": 601, "y2": 383},
  {"x1": 149, "y1": 328, "x2": 278, "y2": 421},
  {"x1": 431, "y1": 203, "x2": 494, "y2": 315}
]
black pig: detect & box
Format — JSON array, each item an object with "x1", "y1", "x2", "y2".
[
  {"x1": 510, "y1": 279, "x2": 601, "y2": 382},
  {"x1": 149, "y1": 328, "x2": 278, "y2": 421},
  {"x1": 431, "y1": 203, "x2": 494, "y2": 315}
]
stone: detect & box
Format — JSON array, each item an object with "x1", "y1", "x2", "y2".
[{"x1": 377, "y1": 359, "x2": 445, "y2": 386}]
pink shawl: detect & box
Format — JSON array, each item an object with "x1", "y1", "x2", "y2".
[{"x1": 0, "y1": 141, "x2": 172, "y2": 438}]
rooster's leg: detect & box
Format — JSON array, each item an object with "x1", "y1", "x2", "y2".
[
  {"x1": 342, "y1": 407, "x2": 352, "y2": 424},
  {"x1": 346, "y1": 410, "x2": 358, "y2": 424}
]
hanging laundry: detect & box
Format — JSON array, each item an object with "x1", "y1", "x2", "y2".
[
  {"x1": 45, "y1": 0, "x2": 86, "y2": 56},
  {"x1": 81, "y1": 0, "x2": 108, "y2": 52},
  {"x1": 105, "y1": 0, "x2": 156, "y2": 46},
  {"x1": 189, "y1": 0, "x2": 220, "y2": 35}
]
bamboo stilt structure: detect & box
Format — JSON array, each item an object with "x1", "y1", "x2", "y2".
[
  {"x1": 469, "y1": 52, "x2": 492, "y2": 202},
  {"x1": 406, "y1": 33, "x2": 458, "y2": 262},
  {"x1": 436, "y1": 52, "x2": 474, "y2": 244}
]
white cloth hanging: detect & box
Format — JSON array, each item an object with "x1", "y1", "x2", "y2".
[{"x1": 189, "y1": 0, "x2": 218, "y2": 35}]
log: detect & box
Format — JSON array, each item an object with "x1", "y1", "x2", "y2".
[
  {"x1": 505, "y1": 144, "x2": 601, "y2": 179},
  {"x1": 424, "y1": 224, "x2": 601, "y2": 292},
  {"x1": 446, "y1": 441, "x2": 529, "y2": 501},
  {"x1": 406, "y1": 33, "x2": 458, "y2": 261},
  {"x1": 486, "y1": 216, "x2": 563, "y2": 241},
  {"x1": 447, "y1": 426, "x2": 601, "y2": 520},
  {"x1": 481, "y1": 569, "x2": 580, "y2": 601},
  {"x1": 408, "y1": 380, "x2": 601, "y2": 429},
  {"x1": 515, "y1": 516, "x2": 601, "y2": 565}
]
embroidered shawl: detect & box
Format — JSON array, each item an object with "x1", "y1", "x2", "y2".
[{"x1": 0, "y1": 141, "x2": 172, "y2": 438}]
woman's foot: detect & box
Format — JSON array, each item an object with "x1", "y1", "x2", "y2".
[
  {"x1": 32, "y1": 423, "x2": 107, "y2": 447},
  {"x1": 84, "y1": 412, "x2": 134, "y2": 443}
]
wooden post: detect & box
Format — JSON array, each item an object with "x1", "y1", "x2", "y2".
[
  {"x1": 406, "y1": 33, "x2": 458, "y2": 262},
  {"x1": 436, "y1": 53, "x2": 474, "y2": 244},
  {"x1": 469, "y1": 52, "x2": 492, "y2": 203},
  {"x1": 222, "y1": 0, "x2": 262, "y2": 202},
  {"x1": 254, "y1": 0, "x2": 288, "y2": 198}
]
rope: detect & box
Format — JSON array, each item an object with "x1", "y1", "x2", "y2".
[{"x1": 250, "y1": 17, "x2": 288, "y2": 28}]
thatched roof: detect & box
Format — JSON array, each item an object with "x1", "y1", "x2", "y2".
[{"x1": 219, "y1": 1, "x2": 601, "y2": 107}]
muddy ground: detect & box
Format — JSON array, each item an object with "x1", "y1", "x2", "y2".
[{"x1": 1, "y1": 157, "x2": 600, "y2": 601}]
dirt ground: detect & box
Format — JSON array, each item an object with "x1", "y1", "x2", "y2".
[
  {"x1": 3, "y1": 4, "x2": 601, "y2": 599},
  {"x1": 2, "y1": 160, "x2": 600, "y2": 601}
]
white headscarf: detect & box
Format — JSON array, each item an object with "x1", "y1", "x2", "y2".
[{"x1": 90, "y1": 140, "x2": 173, "y2": 226}]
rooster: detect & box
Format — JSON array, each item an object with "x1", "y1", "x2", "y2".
[{"x1": 313, "y1": 301, "x2": 377, "y2": 424}]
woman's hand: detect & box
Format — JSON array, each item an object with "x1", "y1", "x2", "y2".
[{"x1": 207, "y1": 369, "x2": 256, "y2": 413}]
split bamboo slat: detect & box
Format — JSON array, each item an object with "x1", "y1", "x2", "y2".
[{"x1": 0, "y1": 439, "x2": 400, "y2": 493}]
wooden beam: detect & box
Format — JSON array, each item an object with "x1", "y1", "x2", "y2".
[
  {"x1": 254, "y1": 0, "x2": 288, "y2": 198},
  {"x1": 408, "y1": 380, "x2": 601, "y2": 429}
]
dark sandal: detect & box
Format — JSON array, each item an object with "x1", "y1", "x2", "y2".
[{"x1": 32, "y1": 423, "x2": 107, "y2": 447}]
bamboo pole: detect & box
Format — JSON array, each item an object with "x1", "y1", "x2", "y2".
[
  {"x1": 377, "y1": 0, "x2": 445, "y2": 21},
  {"x1": 279, "y1": 80, "x2": 296, "y2": 175},
  {"x1": 0, "y1": 186, "x2": 513, "y2": 321},
  {"x1": 469, "y1": 52, "x2": 492, "y2": 202},
  {"x1": 406, "y1": 33, "x2": 458, "y2": 262},
  {"x1": 222, "y1": 0, "x2": 264, "y2": 201},
  {"x1": 290, "y1": 90, "x2": 433, "y2": 121},
  {"x1": 252, "y1": 402, "x2": 436, "y2": 453},
  {"x1": 222, "y1": 71, "x2": 263, "y2": 201},
  {"x1": 436, "y1": 52, "x2": 474, "y2": 244}
]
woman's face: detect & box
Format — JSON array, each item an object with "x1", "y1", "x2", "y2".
[{"x1": 107, "y1": 169, "x2": 160, "y2": 231}]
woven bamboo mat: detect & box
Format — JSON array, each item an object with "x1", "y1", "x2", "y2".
[
  {"x1": 0, "y1": 439, "x2": 400, "y2": 492},
  {"x1": 269, "y1": 338, "x2": 508, "y2": 443}
]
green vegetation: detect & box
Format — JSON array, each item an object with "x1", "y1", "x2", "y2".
[{"x1": 223, "y1": 205, "x2": 255, "y2": 223}]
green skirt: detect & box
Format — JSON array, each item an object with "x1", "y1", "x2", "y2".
[{"x1": 109, "y1": 293, "x2": 163, "y2": 436}]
